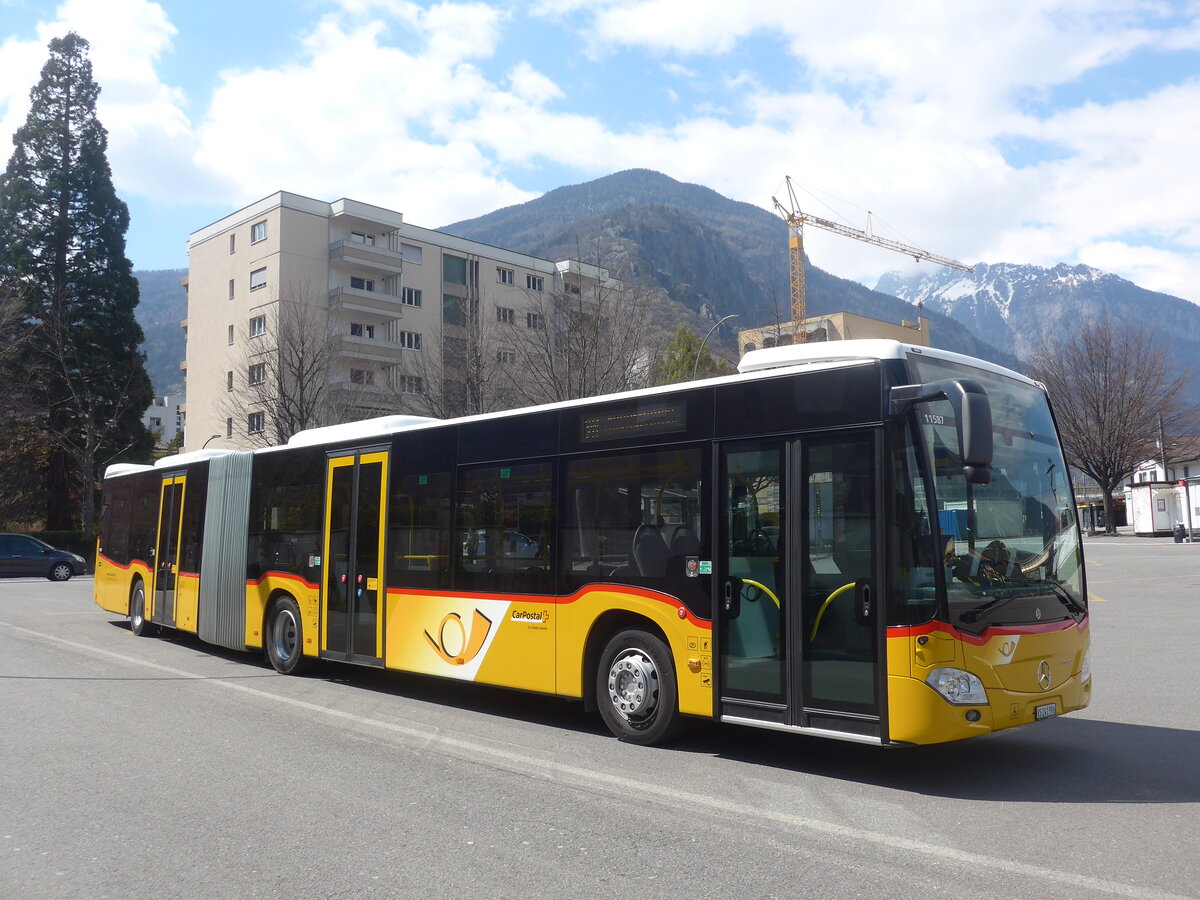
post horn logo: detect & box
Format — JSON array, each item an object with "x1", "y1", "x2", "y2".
[{"x1": 424, "y1": 608, "x2": 493, "y2": 666}]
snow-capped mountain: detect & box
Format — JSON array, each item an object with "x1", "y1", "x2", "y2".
[{"x1": 875, "y1": 263, "x2": 1200, "y2": 387}]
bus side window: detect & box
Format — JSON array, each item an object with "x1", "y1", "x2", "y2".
[
  {"x1": 562, "y1": 448, "x2": 706, "y2": 609},
  {"x1": 454, "y1": 461, "x2": 554, "y2": 594},
  {"x1": 388, "y1": 472, "x2": 452, "y2": 590}
]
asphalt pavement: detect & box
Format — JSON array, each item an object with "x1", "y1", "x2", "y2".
[{"x1": 1, "y1": 545, "x2": 1198, "y2": 899}]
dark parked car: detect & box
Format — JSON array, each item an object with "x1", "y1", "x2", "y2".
[{"x1": 0, "y1": 533, "x2": 87, "y2": 581}]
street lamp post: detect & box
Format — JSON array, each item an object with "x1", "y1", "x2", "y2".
[
  {"x1": 201, "y1": 434, "x2": 221, "y2": 449},
  {"x1": 694, "y1": 314, "x2": 738, "y2": 380}
]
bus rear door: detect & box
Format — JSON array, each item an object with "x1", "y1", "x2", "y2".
[{"x1": 151, "y1": 473, "x2": 186, "y2": 628}]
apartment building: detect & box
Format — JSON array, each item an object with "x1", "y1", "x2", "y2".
[
  {"x1": 183, "y1": 191, "x2": 617, "y2": 451},
  {"x1": 142, "y1": 394, "x2": 183, "y2": 447}
]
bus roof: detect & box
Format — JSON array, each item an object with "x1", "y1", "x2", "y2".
[
  {"x1": 109, "y1": 341, "x2": 1036, "y2": 476},
  {"x1": 738, "y1": 339, "x2": 1037, "y2": 387}
]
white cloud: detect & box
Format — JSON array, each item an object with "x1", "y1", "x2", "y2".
[
  {"x1": 660, "y1": 61, "x2": 697, "y2": 79},
  {"x1": 193, "y1": 8, "x2": 539, "y2": 224}
]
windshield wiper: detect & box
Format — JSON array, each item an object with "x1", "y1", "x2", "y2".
[
  {"x1": 1045, "y1": 581, "x2": 1087, "y2": 619},
  {"x1": 959, "y1": 582, "x2": 1085, "y2": 625},
  {"x1": 959, "y1": 595, "x2": 1014, "y2": 624}
]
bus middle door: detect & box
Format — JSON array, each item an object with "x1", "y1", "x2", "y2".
[{"x1": 322, "y1": 449, "x2": 388, "y2": 663}]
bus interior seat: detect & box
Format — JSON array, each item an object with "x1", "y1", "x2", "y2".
[{"x1": 632, "y1": 524, "x2": 669, "y2": 577}]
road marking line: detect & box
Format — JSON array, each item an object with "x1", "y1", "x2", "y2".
[
  {"x1": 1088, "y1": 573, "x2": 1200, "y2": 585},
  {"x1": 1089, "y1": 593, "x2": 1106, "y2": 603},
  {"x1": 45, "y1": 611, "x2": 107, "y2": 616},
  {"x1": 1, "y1": 620, "x2": 1186, "y2": 900}
]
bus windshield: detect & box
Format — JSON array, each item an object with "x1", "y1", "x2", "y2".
[{"x1": 907, "y1": 355, "x2": 1085, "y2": 634}]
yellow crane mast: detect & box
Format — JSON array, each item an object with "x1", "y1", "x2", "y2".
[{"x1": 772, "y1": 175, "x2": 974, "y2": 342}]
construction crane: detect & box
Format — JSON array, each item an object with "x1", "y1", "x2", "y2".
[{"x1": 772, "y1": 176, "x2": 974, "y2": 342}]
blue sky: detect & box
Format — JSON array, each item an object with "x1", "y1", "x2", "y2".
[{"x1": 1, "y1": 0, "x2": 1199, "y2": 302}]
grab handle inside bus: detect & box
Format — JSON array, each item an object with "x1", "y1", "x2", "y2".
[{"x1": 889, "y1": 379, "x2": 993, "y2": 485}]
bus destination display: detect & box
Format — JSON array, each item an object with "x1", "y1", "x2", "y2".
[{"x1": 581, "y1": 402, "x2": 686, "y2": 443}]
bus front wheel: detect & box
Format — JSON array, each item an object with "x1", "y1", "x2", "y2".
[
  {"x1": 266, "y1": 596, "x2": 314, "y2": 675},
  {"x1": 596, "y1": 628, "x2": 682, "y2": 745}
]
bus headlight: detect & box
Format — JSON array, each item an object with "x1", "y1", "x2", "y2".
[
  {"x1": 1080, "y1": 650, "x2": 1091, "y2": 684},
  {"x1": 926, "y1": 667, "x2": 988, "y2": 705}
]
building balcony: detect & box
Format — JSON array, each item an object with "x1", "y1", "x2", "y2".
[
  {"x1": 329, "y1": 239, "x2": 406, "y2": 275},
  {"x1": 328, "y1": 285, "x2": 407, "y2": 317},
  {"x1": 336, "y1": 334, "x2": 410, "y2": 364}
]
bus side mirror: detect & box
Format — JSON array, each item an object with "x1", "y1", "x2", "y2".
[{"x1": 890, "y1": 379, "x2": 993, "y2": 485}]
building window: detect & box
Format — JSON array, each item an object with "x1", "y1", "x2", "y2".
[
  {"x1": 227, "y1": 324, "x2": 234, "y2": 345},
  {"x1": 526, "y1": 274, "x2": 543, "y2": 292},
  {"x1": 350, "y1": 276, "x2": 375, "y2": 292},
  {"x1": 497, "y1": 349, "x2": 515, "y2": 365},
  {"x1": 388, "y1": 369, "x2": 424, "y2": 394},
  {"x1": 250, "y1": 267, "x2": 267, "y2": 292},
  {"x1": 150, "y1": 417, "x2": 161, "y2": 428},
  {"x1": 226, "y1": 371, "x2": 233, "y2": 392},
  {"x1": 497, "y1": 306, "x2": 515, "y2": 325},
  {"x1": 1186, "y1": 466, "x2": 1191, "y2": 478},
  {"x1": 350, "y1": 368, "x2": 375, "y2": 385},
  {"x1": 228, "y1": 278, "x2": 235, "y2": 300},
  {"x1": 443, "y1": 254, "x2": 468, "y2": 285},
  {"x1": 350, "y1": 322, "x2": 375, "y2": 339},
  {"x1": 497, "y1": 267, "x2": 514, "y2": 285},
  {"x1": 401, "y1": 287, "x2": 422, "y2": 307},
  {"x1": 248, "y1": 363, "x2": 265, "y2": 386},
  {"x1": 226, "y1": 417, "x2": 233, "y2": 438},
  {"x1": 442, "y1": 295, "x2": 478, "y2": 327},
  {"x1": 250, "y1": 220, "x2": 267, "y2": 243},
  {"x1": 350, "y1": 231, "x2": 375, "y2": 245},
  {"x1": 397, "y1": 331, "x2": 422, "y2": 351},
  {"x1": 401, "y1": 243, "x2": 423, "y2": 264},
  {"x1": 248, "y1": 412, "x2": 265, "y2": 435},
  {"x1": 229, "y1": 233, "x2": 235, "y2": 254},
  {"x1": 526, "y1": 312, "x2": 545, "y2": 330},
  {"x1": 249, "y1": 315, "x2": 266, "y2": 338}
]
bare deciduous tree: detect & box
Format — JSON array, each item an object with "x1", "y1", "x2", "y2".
[
  {"x1": 1028, "y1": 315, "x2": 1195, "y2": 534},
  {"x1": 506, "y1": 257, "x2": 658, "y2": 406},
  {"x1": 401, "y1": 284, "x2": 509, "y2": 419},
  {"x1": 220, "y1": 280, "x2": 402, "y2": 448},
  {"x1": 34, "y1": 299, "x2": 151, "y2": 537}
]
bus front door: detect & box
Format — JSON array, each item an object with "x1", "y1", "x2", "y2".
[
  {"x1": 322, "y1": 450, "x2": 388, "y2": 663},
  {"x1": 718, "y1": 433, "x2": 881, "y2": 739},
  {"x1": 151, "y1": 474, "x2": 185, "y2": 628}
]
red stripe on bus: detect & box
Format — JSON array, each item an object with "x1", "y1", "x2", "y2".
[
  {"x1": 888, "y1": 614, "x2": 1089, "y2": 645},
  {"x1": 385, "y1": 582, "x2": 713, "y2": 630},
  {"x1": 245, "y1": 571, "x2": 320, "y2": 591}
]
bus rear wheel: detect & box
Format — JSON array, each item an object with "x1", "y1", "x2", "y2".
[
  {"x1": 129, "y1": 582, "x2": 157, "y2": 637},
  {"x1": 266, "y1": 596, "x2": 314, "y2": 675},
  {"x1": 596, "y1": 628, "x2": 682, "y2": 745}
]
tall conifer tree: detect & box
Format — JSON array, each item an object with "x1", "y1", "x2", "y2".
[{"x1": 0, "y1": 32, "x2": 152, "y2": 534}]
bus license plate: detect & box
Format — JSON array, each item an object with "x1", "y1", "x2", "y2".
[{"x1": 1035, "y1": 703, "x2": 1057, "y2": 720}]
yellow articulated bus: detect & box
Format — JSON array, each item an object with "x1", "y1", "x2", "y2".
[{"x1": 95, "y1": 340, "x2": 1089, "y2": 746}]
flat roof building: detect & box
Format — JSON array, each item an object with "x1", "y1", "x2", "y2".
[
  {"x1": 183, "y1": 192, "x2": 617, "y2": 451},
  {"x1": 738, "y1": 311, "x2": 930, "y2": 356}
]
